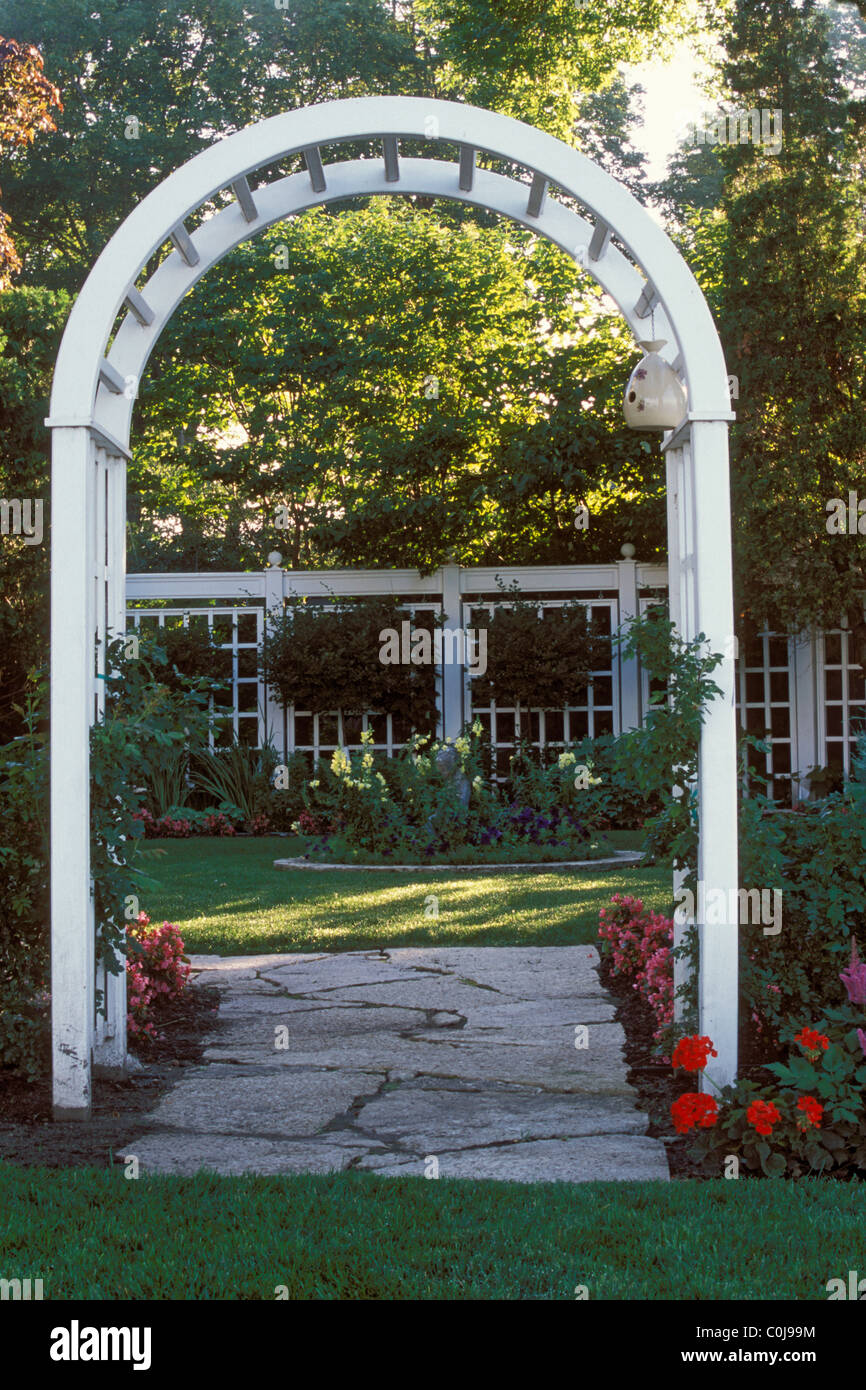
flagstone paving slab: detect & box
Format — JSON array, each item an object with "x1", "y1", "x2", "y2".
[{"x1": 119, "y1": 946, "x2": 668, "y2": 1183}]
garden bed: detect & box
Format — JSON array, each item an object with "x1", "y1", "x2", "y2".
[{"x1": 598, "y1": 953, "x2": 781, "y2": 1181}]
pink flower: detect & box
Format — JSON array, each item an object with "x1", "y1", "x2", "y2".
[
  {"x1": 840, "y1": 939, "x2": 866, "y2": 1007},
  {"x1": 125, "y1": 912, "x2": 190, "y2": 1042},
  {"x1": 857, "y1": 1029, "x2": 866, "y2": 1061}
]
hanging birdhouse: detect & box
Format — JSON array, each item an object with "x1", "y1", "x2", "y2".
[{"x1": 623, "y1": 339, "x2": 687, "y2": 430}]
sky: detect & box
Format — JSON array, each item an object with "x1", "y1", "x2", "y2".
[{"x1": 624, "y1": 42, "x2": 715, "y2": 181}]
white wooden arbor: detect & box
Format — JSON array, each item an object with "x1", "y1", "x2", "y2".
[{"x1": 47, "y1": 96, "x2": 738, "y2": 1118}]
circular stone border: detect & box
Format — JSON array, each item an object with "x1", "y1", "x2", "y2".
[{"x1": 273, "y1": 850, "x2": 643, "y2": 873}]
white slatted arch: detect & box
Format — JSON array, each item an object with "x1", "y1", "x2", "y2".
[{"x1": 47, "y1": 96, "x2": 738, "y2": 1118}]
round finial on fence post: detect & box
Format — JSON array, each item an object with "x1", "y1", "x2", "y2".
[
  {"x1": 267, "y1": 551, "x2": 283, "y2": 568},
  {"x1": 620, "y1": 543, "x2": 636, "y2": 559}
]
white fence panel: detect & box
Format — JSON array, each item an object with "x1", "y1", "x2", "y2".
[{"x1": 125, "y1": 559, "x2": 863, "y2": 805}]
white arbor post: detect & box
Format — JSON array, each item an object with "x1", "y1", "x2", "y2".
[
  {"x1": 47, "y1": 94, "x2": 739, "y2": 1114},
  {"x1": 664, "y1": 440, "x2": 693, "y2": 1028},
  {"x1": 687, "y1": 423, "x2": 739, "y2": 1091},
  {"x1": 50, "y1": 427, "x2": 97, "y2": 1118},
  {"x1": 664, "y1": 423, "x2": 739, "y2": 1089},
  {"x1": 93, "y1": 449, "x2": 129, "y2": 1076}
]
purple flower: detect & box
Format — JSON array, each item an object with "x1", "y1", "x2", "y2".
[
  {"x1": 840, "y1": 939, "x2": 866, "y2": 1006},
  {"x1": 858, "y1": 1028, "x2": 866, "y2": 1061}
]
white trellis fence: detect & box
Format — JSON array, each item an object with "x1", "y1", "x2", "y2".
[{"x1": 127, "y1": 558, "x2": 861, "y2": 805}]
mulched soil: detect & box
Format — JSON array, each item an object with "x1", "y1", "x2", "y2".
[{"x1": 0, "y1": 986, "x2": 219, "y2": 1170}]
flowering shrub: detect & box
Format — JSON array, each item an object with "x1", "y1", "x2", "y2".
[
  {"x1": 746, "y1": 1098, "x2": 781, "y2": 1137},
  {"x1": 133, "y1": 808, "x2": 192, "y2": 838},
  {"x1": 597, "y1": 894, "x2": 674, "y2": 1044},
  {"x1": 508, "y1": 737, "x2": 654, "y2": 831},
  {"x1": 292, "y1": 809, "x2": 332, "y2": 837},
  {"x1": 296, "y1": 724, "x2": 596, "y2": 864},
  {"x1": 126, "y1": 911, "x2": 191, "y2": 1045},
  {"x1": 671, "y1": 944, "x2": 866, "y2": 1176},
  {"x1": 671, "y1": 1091, "x2": 719, "y2": 1134},
  {"x1": 672, "y1": 1035, "x2": 717, "y2": 1071},
  {"x1": 133, "y1": 807, "x2": 240, "y2": 837}
]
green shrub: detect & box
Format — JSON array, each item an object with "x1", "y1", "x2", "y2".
[
  {"x1": 506, "y1": 733, "x2": 658, "y2": 831},
  {"x1": 474, "y1": 581, "x2": 601, "y2": 717},
  {"x1": 739, "y1": 748, "x2": 866, "y2": 1041},
  {"x1": 265, "y1": 750, "x2": 311, "y2": 830},
  {"x1": 0, "y1": 677, "x2": 50, "y2": 1078},
  {"x1": 119, "y1": 629, "x2": 229, "y2": 819},
  {"x1": 138, "y1": 622, "x2": 228, "y2": 696},
  {"x1": 612, "y1": 610, "x2": 723, "y2": 873},
  {"x1": 262, "y1": 596, "x2": 437, "y2": 736}
]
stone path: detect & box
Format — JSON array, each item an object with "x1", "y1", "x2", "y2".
[{"x1": 120, "y1": 946, "x2": 669, "y2": 1183}]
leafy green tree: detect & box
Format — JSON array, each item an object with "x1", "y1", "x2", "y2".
[
  {"x1": 128, "y1": 198, "x2": 662, "y2": 572},
  {"x1": 0, "y1": 34, "x2": 61, "y2": 286},
  {"x1": 713, "y1": 0, "x2": 866, "y2": 660},
  {"x1": 0, "y1": 0, "x2": 691, "y2": 285},
  {"x1": 478, "y1": 582, "x2": 600, "y2": 719},
  {"x1": 0, "y1": 285, "x2": 69, "y2": 737},
  {"x1": 0, "y1": 0, "x2": 688, "y2": 621},
  {"x1": 411, "y1": 0, "x2": 690, "y2": 141},
  {"x1": 0, "y1": 0, "x2": 421, "y2": 287}
]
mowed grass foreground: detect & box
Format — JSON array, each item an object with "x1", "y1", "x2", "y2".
[
  {"x1": 1, "y1": 1164, "x2": 862, "y2": 1300},
  {"x1": 137, "y1": 834, "x2": 667, "y2": 956}
]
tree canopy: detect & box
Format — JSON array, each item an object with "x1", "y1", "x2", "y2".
[
  {"x1": 2, "y1": 0, "x2": 866, "y2": 746},
  {"x1": 129, "y1": 199, "x2": 663, "y2": 573}
]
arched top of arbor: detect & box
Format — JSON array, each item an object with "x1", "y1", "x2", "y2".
[{"x1": 47, "y1": 95, "x2": 731, "y2": 456}]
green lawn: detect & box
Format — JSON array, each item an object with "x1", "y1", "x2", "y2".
[
  {"x1": 138, "y1": 833, "x2": 668, "y2": 956},
  {"x1": 1, "y1": 1164, "x2": 862, "y2": 1299}
]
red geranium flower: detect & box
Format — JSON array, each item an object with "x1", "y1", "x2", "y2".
[
  {"x1": 671, "y1": 1035, "x2": 718, "y2": 1072},
  {"x1": 796, "y1": 1095, "x2": 823, "y2": 1130},
  {"x1": 746, "y1": 1099, "x2": 781, "y2": 1136},
  {"x1": 671, "y1": 1092, "x2": 719, "y2": 1134},
  {"x1": 794, "y1": 1027, "x2": 830, "y2": 1057}
]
